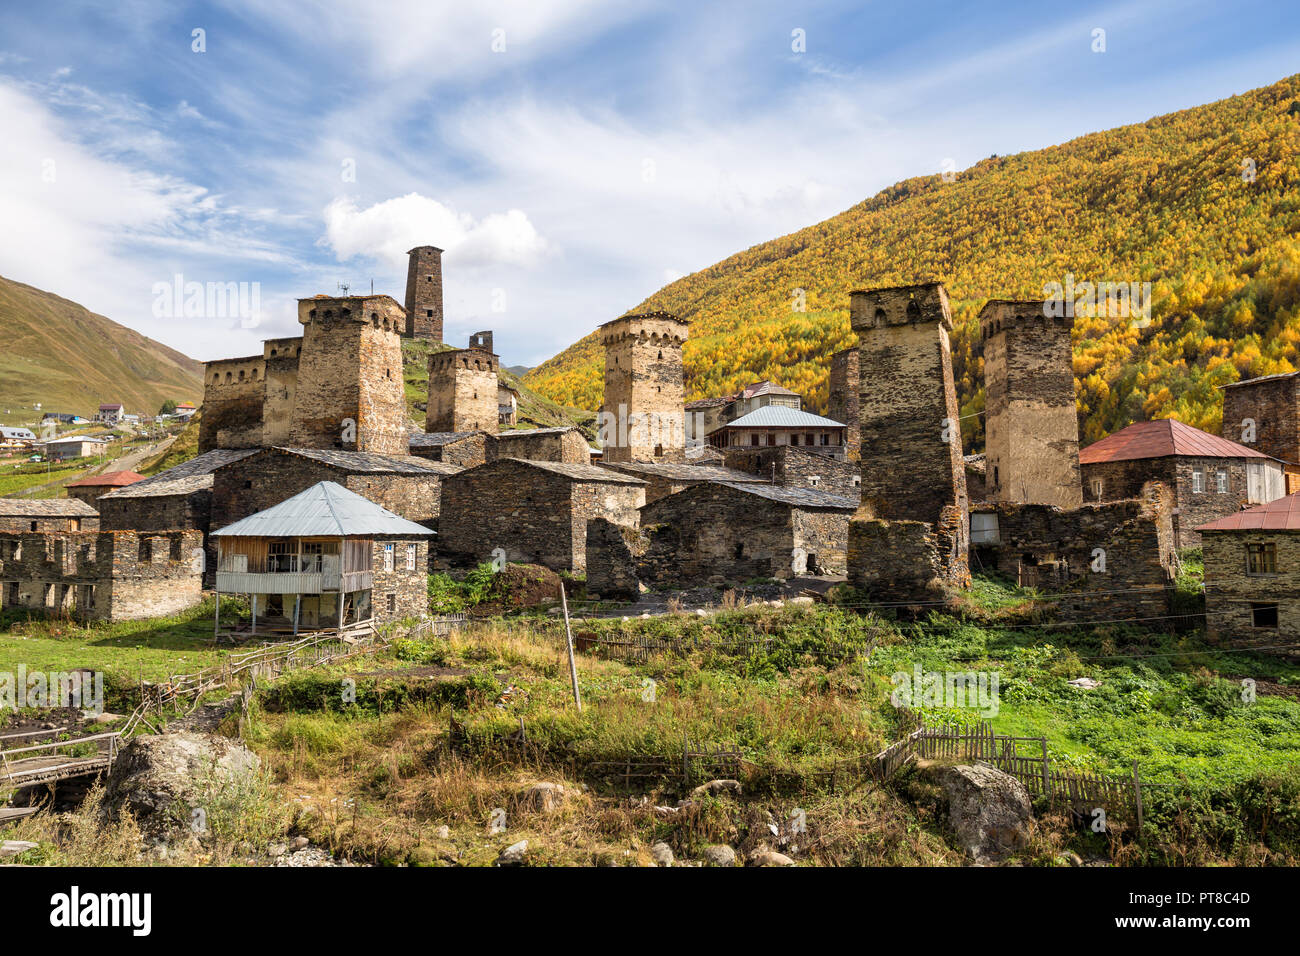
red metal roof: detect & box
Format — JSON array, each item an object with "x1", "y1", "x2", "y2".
[
  {"x1": 1198, "y1": 492, "x2": 1300, "y2": 532},
  {"x1": 65, "y1": 469, "x2": 146, "y2": 488},
  {"x1": 1078, "y1": 419, "x2": 1269, "y2": 464}
]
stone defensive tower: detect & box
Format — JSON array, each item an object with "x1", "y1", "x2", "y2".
[
  {"x1": 979, "y1": 300, "x2": 1081, "y2": 509},
  {"x1": 827, "y1": 346, "x2": 860, "y2": 459},
  {"x1": 599, "y1": 312, "x2": 689, "y2": 463},
  {"x1": 847, "y1": 283, "x2": 969, "y2": 596},
  {"x1": 404, "y1": 245, "x2": 444, "y2": 341},
  {"x1": 287, "y1": 295, "x2": 410, "y2": 455},
  {"x1": 426, "y1": 334, "x2": 499, "y2": 434}
]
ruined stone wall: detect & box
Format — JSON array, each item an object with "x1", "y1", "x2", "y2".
[
  {"x1": 288, "y1": 296, "x2": 409, "y2": 455},
  {"x1": 0, "y1": 530, "x2": 203, "y2": 621},
  {"x1": 723, "y1": 446, "x2": 861, "y2": 499},
  {"x1": 198, "y1": 355, "x2": 265, "y2": 452},
  {"x1": 827, "y1": 346, "x2": 860, "y2": 459},
  {"x1": 980, "y1": 302, "x2": 1081, "y2": 509},
  {"x1": 970, "y1": 485, "x2": 1175, "y2": 620},
  {"x1": 427, "y1": 348, "x2": 500, "y2": 434},
  {"x1": 404, "y1": 246, "x2": 444, "y2": 341},
  {"x1": 600, "y1": 312, "x2": 688, "y2": 463},
  {"x1": 489, "y1": 428, "x2": 589, "y2": 464},
  {"x1": 410, "y1": 433, "x2": 489, "y2": 468},
  {"x1": 584, "y1": 518, "x2": 646, "y2": 600},
  {"x1": 370, "y1": 537, "x2": 429, "y2": 623},
  {"x1": 261, "y1": 337, "x2": 302, "y2": 446},
  {"x1": 848, "y1": 518, "x2": 957, "y2": 603},
  {"x1": 1203, "y1": 529, "x2": 1300, "y2": 649},
  {"x1": 0, "y1": 514, "x2": 100, "y2": 533},
  {"x1": 98, "y1": 492, "x2": 207, "y2": 535},
  {"x1": 1221, "y1": 375, "x2": 1299, "y2": 464}
]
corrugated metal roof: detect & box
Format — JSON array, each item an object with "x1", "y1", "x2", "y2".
[
  {"x1": 1079, "y1": 419, "x2": 1269, "y2": 464},
  {"x1": 721, "y1": 407, "x2": 846, "y2": 429},
  {"x1": 712, "y1": 481, "x2": 858, "y2": 509},
  {"x1": 213, "y1": 481, "x2": 433, "y2": 538},
  {"x1": 65, "y1": 469, "x2": 146, "y2": 488},
  {"x1": 0, "y1": 498, "x2": 99, "y2": 517},
  {"x1": 1198, "y1": 492, "x2": 1300, "y2": 532}
]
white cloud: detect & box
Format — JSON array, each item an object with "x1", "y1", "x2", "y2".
[{"x1": 322, "y1": 193, "x2": 550, "y2": 269}]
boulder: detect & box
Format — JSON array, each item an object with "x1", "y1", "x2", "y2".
[
  {"x1": 516, "y1": 782, "x2": 567, "y2": 813},
  {"x1": 650, "y1": 842, "x2": 674, "y2": 866},
  {"x1": 100, "y1": 731, "x2": 261, "y2": 838},
  {"x1": 748, "y1": 849, "x2": 796, "y2": 867},
  {"x1": 497, "y1": 840, "x2": 528, "y2": 866},
  {"x1": 936, "y1": 763, "x2": 1032, "y2": 863},
  {"x1": 691, "y1": 779, "x2": 742, "y2": 800},
  {"x1": 703, "y1": 844, "x2": 736, "y2": 867}
]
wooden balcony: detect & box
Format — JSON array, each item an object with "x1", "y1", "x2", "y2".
[{"x1": 215, "y1": 569, "x2": 373, "y2": 594}]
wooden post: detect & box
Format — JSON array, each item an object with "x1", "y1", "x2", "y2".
[
  {"x1": 292, "y1": 594, "x2": 301, "y2": 636},
  {"x1": 1132, "y1": 760, "x2": 1144, "y2": 836},
  {"x1": 251, "y1": 594, "x2": 257, "y2": 635},
  {"x1": 559, "y1": 580, "x2": 582, "y2": 712},
  {"x1": 1040, "y1": 736, "x2": 1051, "y2": 804},
  {"x1": 213, "y1": 587, "x2": 220, "y2": 640}
]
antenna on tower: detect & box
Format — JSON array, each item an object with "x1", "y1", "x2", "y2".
[{"x1": 337, "y1": 282, "x2": 350, "y2": 296}]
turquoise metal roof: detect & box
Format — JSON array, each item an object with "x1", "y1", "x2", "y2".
[
  {"x1": 212, "y1": 481, "x2": 433, "y2": 538},
  {"x1": 724, "y1": 406, "x2": 846, "y2": 429}
]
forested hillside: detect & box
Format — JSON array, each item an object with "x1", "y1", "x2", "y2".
[{"x1": 525, "y1": 74, "x2": 1300, "y2": 447}]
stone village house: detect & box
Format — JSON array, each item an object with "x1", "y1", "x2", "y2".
[
  {"x1": 1078, "y1": 419, "x2": 1286, "y2": 550},
  {"x1": 0, "y1": 499, "x2": 100, "y2": 533},
  {"x1": 212, "y1": 481, "x2": 431, "y2": 637}
]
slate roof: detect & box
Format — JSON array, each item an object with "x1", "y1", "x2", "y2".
[
  {"x1": 213, "y1": 481, "x2": 434, "y2": 538},
  {"x1": 495, "y1": 427, "x2": 581, "y2": 438},
  {"x1": 721, "y1": 407, "x2": 847, "y2": 429},
  {"x1": 1197, "y1": 492, "x2": 1300, "y2": 532},
  {"x1": 712, "y1": 481, "x2": 858, "y2": 510},
  {"x1": 600, "y1": 462, "x2": 764, "y2": 482},
  {"x1": 269, "y1": 446, "x2": 459, "y2": 475},
  {"x1": 407, "y1": 431, "x2": 482, "y2": 448},
  {"x1": 1219, "y1": 371, "x2": 1300, "y2": 390},
  {"x1": 0, "y1": 498, "x2": 99, "y2": 517},
  {"x1": 489, "y1": 458, "x2": 646, "y2": 484},
  {"x1": 99, "y1": 448, "x2": 260, "y2": 499},
  {"x1": 1078, "y1": 419, "x2": 1269, "y2": 464},
  {"x1": 741, "y1": 381, "x2": 800, "y2": 399},
  {"x1": 65, "y1": 470, "x2": 146, "y2": 489},
  {"x1": 685, "y1": 395, "x2": 736, "y2": 410}
]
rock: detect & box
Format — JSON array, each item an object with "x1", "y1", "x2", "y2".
[
  {"x1": 1065, "y1": 851, "x2": 1084, "y2": 866},
  {"x1": 497, "y1": 840, "x2": 528, "y2": 866},
  {"x1": 749, "y1": 850, "x2": 795, "y2": 867},
  {"x1": 517, "y1": 782, "x2": 567, "y2": 813},
  {"x1": 268, "y1": 842, "x2": 288, "y2": 858},
  {"x1": 0, "y1": 840, "x2": 37, "y2": 858},
  {"x1": 650, "y1": 842, "x2": 674, "y2": 866},
  {"x1": 788, "y1": 596, "x2": 815, "y2": 606},
  {"x1": 1067, "y1": 677, "x2": 1101, "y2": 690},
  {"x1": 99, "y1": 731, "x2": 261, "y2": 839},
  {"x1": 434, "y1": 825, "x2": 451, "y2": 840},
  {"x1": 936, "y1": 763, "x2": 1032, "y2": 864},
  {"x1": 88, "y1": 711, "x2": 123, "y2": 724},
  {"x1": 291, "y1": 836, "x2": 310, "y2": 851},
  {"x1": 691, "y1": 779, "x2": 742, "y2": 799},
  {"x1": 703, "y1": 844, "x2": 736, "y2": 867}
]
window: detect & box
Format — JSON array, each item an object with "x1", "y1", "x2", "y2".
[
  {"x1": 733, "y1": 542, "x2": 744, "y2": 560},
  {"x1": 750, "y1": 435, "x2": 759, "y2": 446},
  {"x1": 405, "y1": 543, "x2": 416, "y2": 571},
  {"x1": 426, "y1": 309, "x2": 433, "y2": 317},
  {"x1": 268, "y1": 540, "x2": 297, "y2": 572},
  {"x1": 1191, "y1": 467, "x2": 1205, "y2": 493},
  {"x1": 809, "y1": 476, "x2": 820, "y2": 487},
  {"x1": 1251, "y1": 603, "x2": 1279, "y2": 628},
  {"x1": 820, "y1": 434, "x2": 829, "y2": 446},
  {"x1": 383, "y1": 543, "x2": 394, "y2": 571},
  {"x1": 1246, "y1": 542, "x2": 1277, "y2": 575},
  {"x1": 970, "y1": 512, "x2": 1000, "y2": 545},
  {"x1": 791, "y1": 434, "x2": 799, "y2": 446},
  {"x1": 1215, "y1": 469, "x2": 1228, "y2": 494},
  {"x1": 386, "y1": 593, "x2": 396, "y2": 614},
  {"x1": 29, "y1": 521, "x2": 37, "y2": 532},
  {"x1": 852, "y1": 475, "x2": 861, "y2": 488},
  {"x1": 1089, "y1": 478, "x2": 1104, "y2": 500}
]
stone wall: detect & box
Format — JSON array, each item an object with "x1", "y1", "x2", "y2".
[
  {"x1": 0, "y1": 512, "x2": 100, "y2": 533},
  {"x1": 600, "y1": 312, "x2": 688, "y2": 462},
  {"x1": 1221, "y1": 374, "x2": 1299, "y2": 464},
  {"x1": 409, "y1": 432, "x2": 490, "y2": 467},
  {"x1": 979, "y1": 301, "x2": 1081, "y2": 509},
  {"x1": 369, "y1": 537, "x2": 430, "y2": 624},
  {"x1": 438, "y1": 459, "x2": 645, "y2": 572},
  {"x1": 427, "y1": 347, "x2": 500, "y2": 434},
  {"x1": 723, "y1": 446, "x2": 861, "y2": 499},
  {"x1": 0, "y1": 530, "x2": 203, "y2": 621},
  {"x1": 1202, "y1": 528, "x2": 1300, "y2": 649},
  {"x1": 827, "y1": 346, "x2": 860, "y2": 459},
  {"x1": 261, "y1": 337, "x2": 302, "y2": 446},
  {"x1": 1080, "y1": 455, "x2": 1253, "y2": 549},
  {"x1": 198, "y1": 354, "x2": 265, "y2": 452},
  {"x1": 970, "y1": 484, "x2": 1175, "y2": 620},
  {"x1": 404, "y1": 246, "x2": 444, "y2": 341},
  {"x1": 287, "y1": 295, "x2": 409, "y2": 455},
  {"x1": 490, "y1": 428, "x2": 590, "y2": 464}
]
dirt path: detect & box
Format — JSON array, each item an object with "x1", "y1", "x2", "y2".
[{"x1": 11, "y1": 434, "x2": 174, "y2": 498}]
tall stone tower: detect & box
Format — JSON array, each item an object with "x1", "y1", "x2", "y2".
[
  {"x1": 404, "y1": 245, "x2": 444, "y2": 341},
  {"x1": 288, "y1": 295, "x2": 410, "y2": 455},
  {"x1": 426, "y1": 334, "x2": 499, "y2": 434},
  {"x1": 827, "y1": 346, "x2": 860, "y2": 459},
  {"x1": 599, "y1": 312, "x2": 689, "y2": 462},
  {"x1": 848, "y1": 283, "x2": 969, "y2": 597},
  {"x1": 979, "y1": 300, "x2": 1081, "y2": 509}
]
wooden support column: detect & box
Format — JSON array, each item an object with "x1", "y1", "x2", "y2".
[
  {"x1": 251, "y1": 594, "x2": 258, "y2": 635},
  {"x1": 293, "y1": 594, "x2": 301, "y2": 636}
]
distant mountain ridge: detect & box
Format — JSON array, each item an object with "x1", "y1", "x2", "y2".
[
  {"x1": 525, "y1": 73, "x2": 1300, "y2": 448},
  {"x1": 0, "y1": 276, "x2": 203, "y2": 425}
]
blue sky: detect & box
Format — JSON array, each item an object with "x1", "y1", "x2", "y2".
[{"x1": 0, "y1": 0, "x2": 1297, "y2": 368}]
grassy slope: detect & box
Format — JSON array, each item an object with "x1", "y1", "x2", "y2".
[
  {"x1": 0, "y1": 276, "x2": 203, "y2": 427},
  {"x1": 524, "y1": 73, "x2": 1300, "y2": 448}
]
